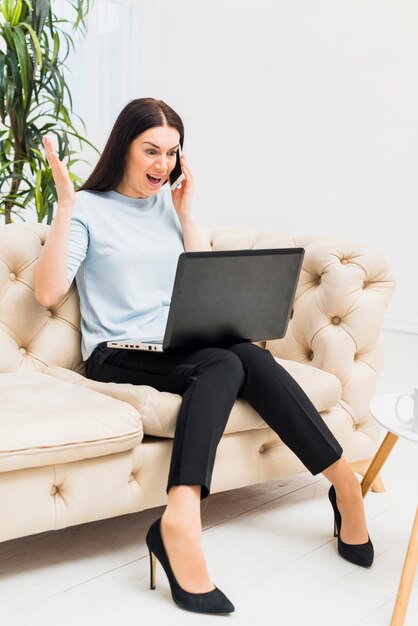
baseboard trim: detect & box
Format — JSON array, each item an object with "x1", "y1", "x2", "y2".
[{"x1": 383, "y1": 317, "x2": 418, "y2": 335}]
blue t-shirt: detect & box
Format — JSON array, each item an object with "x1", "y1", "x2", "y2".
[{"x1": 67, "y1": 185, "x2": 185, "y2": 361}]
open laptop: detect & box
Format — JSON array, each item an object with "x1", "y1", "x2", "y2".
[{"x1": 107, "y1": 248, "x2": 305, "y2": 352}]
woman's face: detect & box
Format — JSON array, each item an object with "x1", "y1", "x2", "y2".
[{"x1": 120, "y1": 126, "x2": 180, "y2": 198}]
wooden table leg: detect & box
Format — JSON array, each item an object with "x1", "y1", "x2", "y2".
[
  {"x1": 361, "y1": 432, "x2": 399, "y2": 497},
  {"x1": 390, "y1": 506, "x2": 418, "y2": 626}
]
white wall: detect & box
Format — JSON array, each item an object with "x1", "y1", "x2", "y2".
[{"x1": 37, "y1": 2, "x2": 418, "y2": 333}]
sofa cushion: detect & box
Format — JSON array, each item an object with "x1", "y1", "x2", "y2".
[
  {"x1": 0, "y1": 372, "x2": 143, "y2": 473},
  {"x1": 39, "y1": 355, "x2": 341, "y2": 438}
]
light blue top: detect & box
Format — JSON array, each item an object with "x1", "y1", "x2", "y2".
[{"x1": 67, "y1": 185, "x2": 185, "y2": 361}]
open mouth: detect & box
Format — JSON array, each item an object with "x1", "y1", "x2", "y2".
[{"x1": 146, "y1": 174, "x2": 163, "y2": 185}]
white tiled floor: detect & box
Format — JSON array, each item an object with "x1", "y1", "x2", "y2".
[{"x1": 1, "y1": 330, "x2": 417, "y2": 626}]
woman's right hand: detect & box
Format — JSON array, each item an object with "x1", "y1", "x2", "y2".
[{"x1": 42, "y1": 135, "x2": 76, "y2": 211}]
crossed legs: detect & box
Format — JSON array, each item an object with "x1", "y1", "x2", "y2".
[{"x1": 161, "y1": 342, "x2": 369, "y2": 593}]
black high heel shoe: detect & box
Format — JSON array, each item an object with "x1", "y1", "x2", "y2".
[
  {"x1": 145, "y1": 517, "x2": 235, "y2": 614},
  {"x1": 328, "y1": 485, "x2": 374, "y2": 567}
]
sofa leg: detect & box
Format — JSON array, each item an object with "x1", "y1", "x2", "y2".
[{"x1": 350, "y1": 460, "x2": 386, "y2": 493}]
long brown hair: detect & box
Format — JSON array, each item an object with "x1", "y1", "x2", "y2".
[{"x1": 77, "y1": 98, "x2": 184, "y2": 192}]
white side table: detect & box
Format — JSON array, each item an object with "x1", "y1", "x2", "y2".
[{"x1": 361, "y1": 393, "x2": 418, "y2": 626}]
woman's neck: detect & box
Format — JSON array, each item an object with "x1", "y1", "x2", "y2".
[{"x1": 114, "y1": 179, "x2": 150, "y2": 199}]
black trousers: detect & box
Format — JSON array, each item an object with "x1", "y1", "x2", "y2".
[{"x1": 85, "y1": 341, "x2": 343, "y2": 500}]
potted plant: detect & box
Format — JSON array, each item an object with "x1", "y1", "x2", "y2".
[{"x1": 0, "y1": 0, "x2": 98, "y2": 224}]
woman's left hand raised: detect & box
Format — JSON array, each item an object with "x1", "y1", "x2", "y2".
[{"x1": 171, "y1": 152, "x2": 195, "y2": 223}]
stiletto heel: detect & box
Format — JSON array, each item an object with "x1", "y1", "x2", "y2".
[
  {"x1": 149, "y1": 550, "x2": 156, "y2": 589},
  {"x1": 145, "y1": 517, "x2": 235, "y2": 614},
  {"x1": 328, "y1": 485, "x2": 374, "y2": 567}
]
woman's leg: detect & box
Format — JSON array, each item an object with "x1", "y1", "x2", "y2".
[
  {"x1": 228, "y1": 342, "x2": 368, "y2": 543},
  {"x1": 164, "y1": 347, "x2": 245, "y2": 498},
  {"x1": 229, "y1": 341, "x2": 343, "y2": 472},
  {"x1": 86, "y1": 343, "x2": 245, "y2": 593},
  {"x1": 158, "y1": 347, "x2": 245, "y2": 593},
  {"x1": 323, "y1": 458, "x2": 368, "y2": 543},
  {"x1": 160, "y1": 485, "x2": 215, "y2": 592}
]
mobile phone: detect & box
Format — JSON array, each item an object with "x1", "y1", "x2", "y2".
[{"x1": 170, "y1": 143, "x2": 185, "y2": 190}]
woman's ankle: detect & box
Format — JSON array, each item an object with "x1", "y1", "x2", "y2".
[
  {"x1": 163, "y1": 484, "x2": 203, "y2": 532},
  {"x1": 324, "y1": 457, "x2": 361, "y2": 492},
  {"x1": 335, "y1": 478, "x2": 362, "y2": 500},
  {"x1": 161, "y1": 509, "x2": 202, "y2": 534}
]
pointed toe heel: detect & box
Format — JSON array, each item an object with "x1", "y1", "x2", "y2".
[
  {"x1": 145, "y1": 517, "x2": 235, "y2": 614},
  {"x1": 328, "y1": 485, "x2": 374, "y2": 568}
]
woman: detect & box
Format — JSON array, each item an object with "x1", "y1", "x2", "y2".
[{"x1": 35, "y1": 98, "x2": 374, "y2": 616}]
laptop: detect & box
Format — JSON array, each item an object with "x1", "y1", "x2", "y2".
[{"x1": 107, "y1": 248, "x2": 305, "y2": 352}]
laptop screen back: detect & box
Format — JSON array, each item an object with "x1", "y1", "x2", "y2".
[{"x1": 163, "y1": 248, "x2": 304, "y2": 350}]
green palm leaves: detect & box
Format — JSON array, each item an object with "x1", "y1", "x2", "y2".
[{"x1": 0, "y1": 0, "x2": 98, "y2": 223}]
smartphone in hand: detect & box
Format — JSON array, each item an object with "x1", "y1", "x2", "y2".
[{"x1": 170, "y1": 143, "x2": 185, "y2": 190}]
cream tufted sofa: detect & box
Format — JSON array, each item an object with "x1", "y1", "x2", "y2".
[{"x1": 0, "y1": 222, "x2": 396, "y2": 543}]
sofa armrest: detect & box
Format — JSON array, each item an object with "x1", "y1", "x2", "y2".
[{"x1": 264, "y1": 237, "x2": 396, "y2": 432}]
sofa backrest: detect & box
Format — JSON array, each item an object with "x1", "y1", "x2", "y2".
[
  {"x1": 0, "y1": 220, "x2": 396, "y2": 407},
  {"x1": 0, "y1": 222, "x2": 295, "y2": 374}
]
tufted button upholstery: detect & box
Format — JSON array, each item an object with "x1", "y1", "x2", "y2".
[
  {"x1": 128, "y1": 473, "x2": 135, "y2": 482},
  {"x1": 259, "y1": 444, "x2": 265, "y2": 453},
  {"x1": 332, "y1": 316, "x2": 341, "y2": 325},
  {"x1": 340, "y1": 258, "x2": 349, "y2": 265},
  {"x1": 0, "y1": 223, "x2": 82, "y2": 373},
  {"x1": 50, "y1": 485, "x2": 58, "y2": 496}
]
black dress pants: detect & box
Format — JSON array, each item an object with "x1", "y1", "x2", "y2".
[{"x1": 85, "y1": 341, "x2": 343, "y2": 500}]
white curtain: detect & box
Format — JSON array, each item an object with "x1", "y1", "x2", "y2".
[{"x1": 58, "y1": 0, "x2": 142, "y2": 179}]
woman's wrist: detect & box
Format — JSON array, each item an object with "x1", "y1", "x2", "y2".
[
  {"x1": 178, "y1": 214, "x2": 195, "y2": 227},
  {"x1": 56, "y1": 203, "x2": 74, "y2": 215}
]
